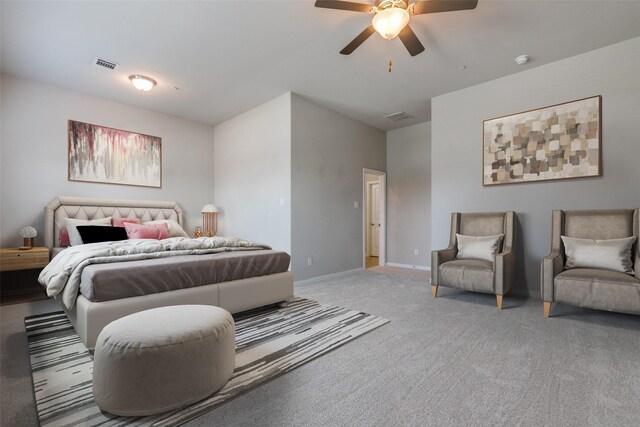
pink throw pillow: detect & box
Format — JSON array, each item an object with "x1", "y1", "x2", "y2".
[
  {"x1": 59, "y1": 228, "x2": 70, "y2": 247},
  {"x1": 112, "y1": 217, "x2": 141, "y2": 228},
  {"x1": 124, "y1": 222, "x2": 170, "y2": 240}
]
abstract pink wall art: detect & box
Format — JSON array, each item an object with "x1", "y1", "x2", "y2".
[{"x1": 68, "y1": 120, "x2": 162, "y2": 188}]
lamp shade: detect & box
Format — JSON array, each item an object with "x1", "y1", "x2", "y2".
[
  {"x1": 372, "y1": 7, "x2": 410, "y2": 40},
  {"x1": 201, "y1": 204, "x2": 218, "y2": 213},
  {"x1": 129, "y1": 75, "x2": 157, "y2": 91}
]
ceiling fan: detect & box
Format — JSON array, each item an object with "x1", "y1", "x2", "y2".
[{"x1": 315, "y1": 0, "x2": 478, "y2": 56}]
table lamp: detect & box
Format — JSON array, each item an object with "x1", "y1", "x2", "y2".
[
  {"x1": 201, "y1": 204, "x2": 218, "y2": 237},
  {"x1": 19, "y1": 226, "x2": 37, "y2": 249}
]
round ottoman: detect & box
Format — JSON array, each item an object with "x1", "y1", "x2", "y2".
[{"x1": 92, "y1": 305, "x2": 235, "y2": 416}]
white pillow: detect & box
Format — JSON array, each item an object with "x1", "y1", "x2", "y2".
[
  {"x1": 561, "y1": 235, "x2": 636, "y2": 274},
  {"x1": 456, "y1": 233, "x2": 504, "y2": 263},
  {"x1": 144, "y1": 219, "x2": 189, "y2": 238},
  {"x1": 63, "y1": 217, "x2": 112, "y2": 246}
]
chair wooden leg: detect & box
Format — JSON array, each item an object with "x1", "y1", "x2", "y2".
[
  {"x1": 431, "y1": 284, "x2": 438, "y2": 298},
  {"x1": 496, "y1": 295, "x2": 503, "y2": 310},
  {"x1": 544, "y1": 301, "x2": 552, "y2": 318}
]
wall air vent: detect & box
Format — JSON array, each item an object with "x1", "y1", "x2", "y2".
[
  {"x1": 384, "y1": 111, "x2": 414, "y2": 122},
  {"x1": 93, "y1": 57, "x2": 119, "y2": 70}
]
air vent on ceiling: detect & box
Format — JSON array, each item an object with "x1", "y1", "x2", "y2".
[
  {"x1": 93, "y1": 57, "x2": 119, "y2": 70},
  {"x1": 385, "y1": 111, "x2": 414, "y2": 122}
]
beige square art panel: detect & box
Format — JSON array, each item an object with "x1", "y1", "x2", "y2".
[{"x1": 483, "y1": 96, "x2": 601, "y2": 186}]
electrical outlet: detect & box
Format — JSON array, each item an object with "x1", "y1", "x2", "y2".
[
  {"x1": 307, "y1": 257, "x2": 313, "y2": 266},
  {"x1": 414, "y1": 249, "x2": 419, "y2": 255}
]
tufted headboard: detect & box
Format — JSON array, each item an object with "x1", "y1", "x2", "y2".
[{"x1": 44, "y1": 196, "x2": 184, "y2": 249}]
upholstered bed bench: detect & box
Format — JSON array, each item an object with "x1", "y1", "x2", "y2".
[{"x1": 93, "y1": 305, "x2": 235, "y2": 416}]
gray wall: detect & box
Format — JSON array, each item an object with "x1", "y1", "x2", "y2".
[
  {"x1": 0, "y1": 75, "x2": 214, "y2": 247},
  {"x1": 213, "y1": 93, "x2": 291, "y2": 253},
  {"x1": 431, "y1": 37, "x2": 640, "y2": 296},
  {"x1": 291, "y1": 93, "x2": 386, "y2": 280},
  {"x1": 386, "y1": 121, "x2": 431, "y2": 268}
]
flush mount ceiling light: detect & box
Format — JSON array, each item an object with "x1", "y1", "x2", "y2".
[
  {"x1": 515, "y1": 55, "x2": 530, "y2": 65},
  {"x1": 315, "y1": 0, "x2": 478, "y2": 56},
  {"x1": 129, "y1": 75, "x2": 157, "y2": 91}
]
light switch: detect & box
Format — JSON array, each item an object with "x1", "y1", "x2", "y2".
[
  {"x1": 354, "y1": 201, "x2": 359, "y2": 209},
  {"x1": 280, "y1": 198, "x2": 285, "y2": 206}
]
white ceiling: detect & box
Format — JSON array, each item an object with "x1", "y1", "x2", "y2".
[{"x1": 2, "y1": 1, "x2": 640, "y2": 130}]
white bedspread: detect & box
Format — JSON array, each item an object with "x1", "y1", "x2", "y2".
[{"x1": 38, "y1": 237, "x2": 271, "y2": 309}]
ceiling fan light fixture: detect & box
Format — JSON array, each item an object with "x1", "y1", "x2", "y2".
[
  {"x1": 372, "y1": 7, "x2": 410, "y2": 40},
  {"x1": 129, "y1": 74, "x2": 157, "y2": 92}
]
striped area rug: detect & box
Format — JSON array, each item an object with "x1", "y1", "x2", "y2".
[{"x1": 26, "y1": 297, "x2": 388, "y2": 426}]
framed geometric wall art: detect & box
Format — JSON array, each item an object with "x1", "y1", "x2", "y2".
[
  {"x1": 68, "y1": 120, "x2": 162, "y2": 188},
  {"x1": 483, "y1": 96, "x2": 601, "y2": 186}
]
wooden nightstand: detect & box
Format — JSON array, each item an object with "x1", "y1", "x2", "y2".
[{"x1": 1, "y1": 247, "x2": 50, "y2": 304}]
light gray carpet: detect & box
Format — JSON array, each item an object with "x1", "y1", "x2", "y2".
[{"x1": 2, "y1": 269, "x2": 639, "y2": 426}]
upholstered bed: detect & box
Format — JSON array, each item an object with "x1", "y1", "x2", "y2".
[{"x1": 43, "y1": 196, "x2": 294, "y2": 349}]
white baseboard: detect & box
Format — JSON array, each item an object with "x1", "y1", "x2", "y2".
[
  {"x1": 384, "y1": 262, "x2": 431, "y2": 271},
  {"x1": 295, "y1": 268, "x2": 364, "y2": 286}
]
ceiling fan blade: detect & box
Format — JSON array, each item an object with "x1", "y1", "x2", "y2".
[
  {"x1": 340, "y1": 25, "x2": 376, "y2": 55},
  {"x1": 315, "y1": 0, "x2": 375, "y2": 13},
  {"x1": 411, "y1": 0, "x2": 478, "y2": 15},
  {"x1": 398, "y1": 25, "x2": 425, "y2": 56}
]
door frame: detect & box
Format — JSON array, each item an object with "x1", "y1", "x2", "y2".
[
  {"x1": 366, "y1": 180, "x2": 381, "y2": 257},
  {"x1": 362, "y1": 168, "x2": 386, "y2": 268}
]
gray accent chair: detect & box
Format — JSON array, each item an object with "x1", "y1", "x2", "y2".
[
  {"x1": 541, "y1": 209, "x2": 640, "y2": 317},
  {"x1": 431, "y1": 212, "x2": 516, "y2": 310}
]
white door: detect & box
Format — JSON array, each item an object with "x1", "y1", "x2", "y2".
[{"x1": 370, "y1": 182, "x2": 380, "y2": 256}]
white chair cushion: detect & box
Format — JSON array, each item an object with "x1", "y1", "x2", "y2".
[
  {"x1": 561, "y1": 235, "x2": 636, "y2": 274},
  {"x1": 455, "y1": 233, "x2": 504, "y2": 263}
]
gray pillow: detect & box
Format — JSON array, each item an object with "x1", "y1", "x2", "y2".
[
  {"x1": 456, "y1": 233, "x2": 504, "y2": 262},
  {"x1": 561, "y1": 235, "x2": 636, "y2": 274}
]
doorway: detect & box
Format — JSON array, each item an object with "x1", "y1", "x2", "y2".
[{"x1": 363, "y1": 168, "x2": 386, "y2": 269}]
